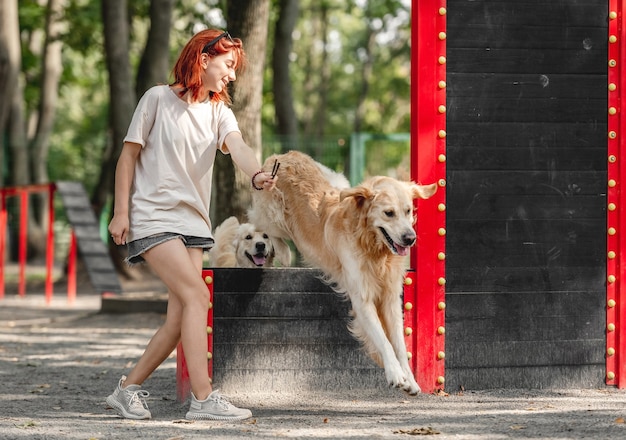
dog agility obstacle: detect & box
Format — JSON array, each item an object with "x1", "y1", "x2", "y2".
[
  {"x1": 177, "y1": 0, "x2": 626, "y2": 393},
  {"x1": 175, "y1": 268, "x2": 440, "y2": 401}
]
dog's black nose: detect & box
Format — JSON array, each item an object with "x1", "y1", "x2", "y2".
[
  {"x1": 401, "y1": 232, "x2": 416, "y2": 247},
  {"x1": 255, "y1": 242, "x2": 266, "y2": 252}
]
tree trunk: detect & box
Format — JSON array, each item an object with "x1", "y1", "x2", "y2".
[
  {"x1": 8, "y1": 83, "x2": 29, "y2": 187},
  {"x1": 22, "y1": 0, "x2": 65, "y2": 258},
  {"x1": 272, "y1": 0, "x2": 299, "y2": 140},
  {"x1": 0, "y1": 1, "x2": 20, "y2": 182},
  {"x1": 31, "y1": 0, "x2": 64, "y2": 187},
  {"x1": 94, "y1": 0, "x2": 138, "y2": 277},
  {"x1": 353, "y1": 30, "x2": 377, "y2": 135},
  {"x1": 312, "y1": 3, "x2": 329, "y2": 141},
  {"x1": 5, "y1": 0, "x2": 29, "y2": 188},
  {"x1": 212, "y1": 0, "x2": 270, "y2": 225},
  {"x1": 93, "y1": 0, "x2": 136, "y2": 217},
  {"x1": 135, "y1": 0, "x2": 173, "y2": 98}
]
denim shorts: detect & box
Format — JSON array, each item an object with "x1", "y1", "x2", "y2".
[{"x1": 126, "y1": 232, "x2": 214, "y2": 265}]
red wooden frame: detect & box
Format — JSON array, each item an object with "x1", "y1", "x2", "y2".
[
  {"x1": 606, "y1": 0, "x2": 625, "y2": 388},
  {"x1": 176, "y1": 269, "x2": 214, "y2": 402},
  {"x1": 410, "y1": 0, "x2": 447, "y2": 392},
  {"x1": 0, "y1": 183, "x2": 64, "y2": 303}
]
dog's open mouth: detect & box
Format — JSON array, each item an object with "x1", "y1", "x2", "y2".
[
  {"x1": 246, "y1": 252, "x2": 268, "y2": 267},
  {"x1": 379, "y1": 227, "x2": 411, "y2": 256}
]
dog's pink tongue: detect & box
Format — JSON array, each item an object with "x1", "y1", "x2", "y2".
[
  {"x1": 252, "y1": 255, "x2": 267, "y2": 266},
  {"x1": 397, "y1": 245, "x2": 409, "y2": 256}
]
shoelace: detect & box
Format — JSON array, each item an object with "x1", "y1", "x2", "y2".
[
  {"x1": 211, "y1": 392, "x2": 233, "y2": 410},
  {"x1": 127, "y1": 390, "x2": 150, "y2": 410}
]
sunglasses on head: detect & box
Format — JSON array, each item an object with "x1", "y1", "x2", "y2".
[{"x1": 202, "y1": 31, "x2": 234, "y2": 53}]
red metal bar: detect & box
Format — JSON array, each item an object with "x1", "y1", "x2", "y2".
[
  {"x1": 177, "y1": 269, "x2": 214, "y2": 402},
  {"x1": 67, "y1": 230, "x2": 77, "y2": 303},
  {"x1": 0, "y1": 191, "x2": 6, "y2": 300},
  {"x1": 1, "y1": 183, "x2": 60, "y2": 301},
  {"x1": 617, "y1": 0, "x2": 626, "y2": 390},
  {"x1": 403, "y1": 271, "x2": 417, "y2": 373},
  {"x1": 45, "y1": 184, "x2": 56, "y2": 304},
  {"x1": 18, "y1": 190, "x2": 28, "y2": 297},
  {"x1": 0, "y1": 183, "x2": 53, "y2": 198},
  {"x1": 607, "y1": 0, "x2": 626, "y2": 388},
  {"x1": 410, "y1": 0, "x2": 447, "y2": 392}
]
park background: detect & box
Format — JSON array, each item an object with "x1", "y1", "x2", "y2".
[
  {"x1": 0, "y1": 0, "x2": 412, "y2": 271},
  {"x1": 1, "y1": 0, "x2": 620, "y2": 393}
]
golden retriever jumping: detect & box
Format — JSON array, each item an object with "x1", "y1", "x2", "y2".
[{"x1": 249, "y1": 151, "x2": 436, "y2": 394}]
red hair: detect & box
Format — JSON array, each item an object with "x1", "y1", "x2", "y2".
[{"x1": 170, "y1": 29, "x2": 245, "y2": 104}]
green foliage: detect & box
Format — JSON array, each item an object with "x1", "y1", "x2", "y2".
[
  {"x1": 48, "y1": 81, "x2": 108, "y2": 194},
  {"x1": 47, "y1": 0, "x2": 108, "y2": 194},
  {"x1": 262, "y1": 0, "x2": 412, "y2": 176},
  {"x1": 63, "y1": 0, "x2": 103, "y2": 55},
  {"x1": 12, "y1": 0, "x2": 412, "y2": 196},
  {"x1": 17, "y1": 0, "x2": 46, "y2": 113},
  {"x1": 365, "y1": 138, "x2": 409, "y2": 179},
  {"x1": 262, "y1": 0, "x2": 412, "y2": 137}
]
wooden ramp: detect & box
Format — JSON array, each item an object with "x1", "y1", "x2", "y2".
[{"x1": 56, "y1": 181, "x2": 122, "y2": 294}]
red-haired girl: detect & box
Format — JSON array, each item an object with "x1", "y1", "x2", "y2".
[{"x1": 106, "y1": 29, "x2": 274, "y2": 421}]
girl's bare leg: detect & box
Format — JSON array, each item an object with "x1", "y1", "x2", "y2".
[{"x1": 124, "y1": 240, "x2": 211, "y2": 399}]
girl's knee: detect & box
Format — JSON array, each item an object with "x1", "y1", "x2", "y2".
[{"x1": 182, "y1": 287, "x2": 211, "y2": 311}]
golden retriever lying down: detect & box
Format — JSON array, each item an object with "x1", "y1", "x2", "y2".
[
  {"x1": 249, "y1": 151, "x2": 437, "y2": 394},
  {"x1": 208, "y1": 216, "x2": 291, "y2": 268}
]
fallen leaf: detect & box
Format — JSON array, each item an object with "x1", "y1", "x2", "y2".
[
  {"x1": 323, "y1": 418, "x2": 329, "y2": 423},
  {"x1": 172, "y1": 419, "x2": 194, "y2": 424},
  {"x1": 615, "y1": 417, "x2": 625, "y2": 424},
  {"x1": 393, "y1": 427, "x2": 440, "y2": 435},
  {"x1": 510, "y1": 425, "x2": 526, "y2": 430}
]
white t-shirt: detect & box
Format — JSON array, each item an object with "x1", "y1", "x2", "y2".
[{"x1": 123, "y1": 85, "x2": 240, "y2": 242}]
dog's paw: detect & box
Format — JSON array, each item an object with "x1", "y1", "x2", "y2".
[
  {"x1": 402, "y1": 377, "x2": 421, "y2": 395},
  {"x1": 386, "y1": 367, "x2": 421, "y2": 395},
  {"x1": 385, "y1": 366, "x2": 409, "y2": 390}
]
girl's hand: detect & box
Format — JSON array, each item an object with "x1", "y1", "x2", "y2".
[
  {"x1": 108, "y1": 215, "x2": 130, "y2": 245},
  {"x1": 252, "y1": 170, "x2": 277, "y2": 191}
]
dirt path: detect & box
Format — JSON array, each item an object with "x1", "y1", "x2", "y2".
[{"x1": 1, "y1": 294, "x2": 626, "y2": 439}]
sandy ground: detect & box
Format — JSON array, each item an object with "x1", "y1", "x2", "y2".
[{"x1": 1, "y1": 293, "x2": 626, "y2": 440}]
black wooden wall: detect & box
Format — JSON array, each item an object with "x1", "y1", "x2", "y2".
[
  {"x1": 445, "y1": 0, "x2": 608, "y2": 389},
  {"x1": 210, "y1": 268, "x2": 388, "y2": 393}
]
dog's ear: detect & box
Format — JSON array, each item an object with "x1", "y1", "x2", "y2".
[
  {"x1": 411, "y1": 182, "x2": 437, "y2": 200},
  {"x1": 340, "y1": 186, "x2": 374, "y2": 209},
  {"x1": 271, "y1": 237, "x2": 292, "y2": 267}
]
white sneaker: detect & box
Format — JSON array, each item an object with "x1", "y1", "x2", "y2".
[
  {"x1": 106, "y1": 375, "x2": 151, "y2": 420},
  {"x1": 185, "y1": 390, "x2": 252, "y2": 421}
]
